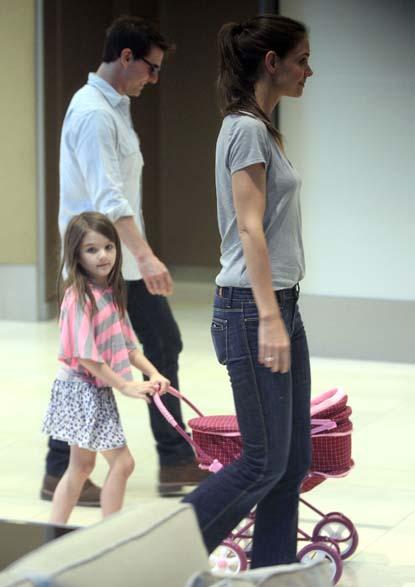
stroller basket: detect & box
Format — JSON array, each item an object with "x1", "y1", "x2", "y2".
[
  {"x1": 187, "y1": 387, "x2": 353, "y2": 486},
  {"x1": 153, "y1": 387, "x2": 353, "y2": 488},
  {"x1": 190, "y1": 415, "x2": 242, "y2": 469}
]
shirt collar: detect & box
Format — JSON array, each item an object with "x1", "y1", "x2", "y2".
[{"x1": 87, "y1": 72, "x2": 130, "y2": 110}]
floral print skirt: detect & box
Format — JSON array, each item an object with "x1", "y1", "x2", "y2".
[{"x1": 42, "y1": 379, "x2": 126, "y2": 451}]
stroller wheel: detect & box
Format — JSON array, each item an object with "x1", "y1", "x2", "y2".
[
  {"x1": 298, "y1": 541, "x2": 343, "y2": 585},
  {"x1": 325, "y1": 511, "x2": 357, "y2": 530},
  {"x1": 209, "y1": 539, "x2": 248, "y2": 575},
  {"x1": 313, "y1": 513, "x2": 359, "y2": 559}
]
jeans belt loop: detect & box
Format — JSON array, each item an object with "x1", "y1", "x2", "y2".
[
  {"x1": 294, "y1": 283, "x2": 300, "y2": 301},
  {"x1": 225, "y1": 286, "x2": 233, "y2": 309}
]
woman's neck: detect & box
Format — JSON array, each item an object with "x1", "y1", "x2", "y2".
[{"x1": 254, "y1": 78, "x2": 280, "y2": 118}]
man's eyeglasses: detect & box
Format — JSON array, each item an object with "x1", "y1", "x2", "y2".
[{"x1": 140, "y1": 57, "x2": 161, "y2": 76}]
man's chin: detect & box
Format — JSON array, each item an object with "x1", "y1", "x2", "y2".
[{"x1": 129, "y1": 87, "x2": 143, "y2": 97}]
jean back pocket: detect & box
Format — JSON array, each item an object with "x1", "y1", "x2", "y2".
[{"x1": 211, "y1": 317, "x2": 228, "y2": 365}]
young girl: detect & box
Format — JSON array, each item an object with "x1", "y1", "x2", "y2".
[
  {"x1": 42, "y1": 211, "x2": 169, "y2": 523},
  {"x1": 184, "y1": 15, "x2": 313, "y2": 567}
]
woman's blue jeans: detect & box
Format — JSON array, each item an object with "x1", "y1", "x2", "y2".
[{"x1": 183, "y1": 285, "x2": 311, "y2": 568}]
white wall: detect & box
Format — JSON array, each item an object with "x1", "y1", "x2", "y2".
[{"x1": 280, "y1": 0, "x2": 415, "y2": 301}]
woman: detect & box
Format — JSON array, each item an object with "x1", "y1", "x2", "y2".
[{"x1": 184, "y1": 15, "x2": 314, "y2": 568}]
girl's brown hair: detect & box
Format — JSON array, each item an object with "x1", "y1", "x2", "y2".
[
  {"x1": 57, "y1": 212, "x2": 126, "y2": 317},
  {"x1": 217, "y1": 14, "x2": 307, "y2": 147}
]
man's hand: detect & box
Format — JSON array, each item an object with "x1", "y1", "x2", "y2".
[
  {"x1": 136, "y1": 253, "x2": 173, "y2": 296},
  {"x1": 114, "y1": 217, "x2": 173, "y2": 296}
]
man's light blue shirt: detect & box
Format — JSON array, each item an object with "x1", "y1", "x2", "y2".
[{"x1": 59, "y1": 73, "x2": 145, "y2": 280}]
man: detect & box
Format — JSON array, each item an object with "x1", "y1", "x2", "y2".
[{"x1": 41, "y1": 16, "x2": 207, "y2": 504}]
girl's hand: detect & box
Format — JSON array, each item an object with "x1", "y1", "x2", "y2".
[
  {"x1": 149, "y1": 372, "x2": 170, "y2": 395},
  {"x1": 119, "y1": 381, "x2": 158, "y2": 403},
  {"x1": 258, "y1": 314, "x2": 291, "y2": 373}
]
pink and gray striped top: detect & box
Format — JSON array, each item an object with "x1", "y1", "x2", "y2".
[{"x1": 58, "y1": 285, "x2": 137, "y2": 388}]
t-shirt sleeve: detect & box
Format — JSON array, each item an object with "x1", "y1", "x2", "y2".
[
  {"x1": 227, "y1": 117, "x2": 270, "y2": 174},
  {"x1": 58, "y1": 290, "x2": 104, "y2": 368},
  {"x1": 121, "y1": 311, "x2": 137, "y2": 352}
]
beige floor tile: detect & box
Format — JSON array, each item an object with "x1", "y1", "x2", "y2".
[{"x1": 339, "y1": 560, "x2": 415, "y2": 587}]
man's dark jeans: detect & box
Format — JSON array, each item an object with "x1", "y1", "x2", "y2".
[
  {"x1": 183, "y1": 286, "x2": 311, "y2": 568},
  {"x1": 46, "y1": 279, "x2": 193, "y2": 476}
]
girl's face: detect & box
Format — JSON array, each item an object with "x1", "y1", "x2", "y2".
[
  {"x1": 273, "y1": 37, "x2": 313, "y2": 98},
  {"x1": 78, "y1": 230, "x2": 117, "y2": 285}
]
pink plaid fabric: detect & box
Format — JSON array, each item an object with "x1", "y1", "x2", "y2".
[
  {"x1": 307, "y1": 395, "x2": 353, "y2": 485},
  {"x1": 189, "y1": 416, "x2": 241, "y2": 467},
  {"x1": 301, "y1": 475, "x2": 326, "y2": 493},
  {"x1": 329, "y1": 405, "x2": 352, "y2": 427},
  {"x1": 189, "y1": 415, "x2": 239, "y2": 433},
  {"x1": 312, "y1": 434, "x2": 352, "y2": 473},
  {"x1": 188, "y1": 390, "x2": 354, "y2": 487},
  {"x1": 313, "y1": 394, "x2": 348, "y2": 419}
]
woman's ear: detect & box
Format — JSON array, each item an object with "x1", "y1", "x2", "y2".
[{"x1": 264, "y1": 50, "x2": 279, "y2": 73}]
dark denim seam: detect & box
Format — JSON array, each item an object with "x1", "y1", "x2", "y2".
[{"x1": 200, "y1": 312, "x2": 269, "y2": 533}]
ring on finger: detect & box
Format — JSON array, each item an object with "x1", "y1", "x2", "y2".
[{"x1": 265, "y1": 356, "x2": 274, "y2": 362}]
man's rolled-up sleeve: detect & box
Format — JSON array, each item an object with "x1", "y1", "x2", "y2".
[{"x1": 73, "y1": 110, "x2": 134, "y2": 222}]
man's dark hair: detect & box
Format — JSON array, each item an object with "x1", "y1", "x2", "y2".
[{"x1": 102, "y1": 15, "x2": 173, "y2": 62}]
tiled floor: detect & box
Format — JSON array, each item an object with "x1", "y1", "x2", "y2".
[{"x1": 0, "y1": 280, "x2": 414, "y2": 586}]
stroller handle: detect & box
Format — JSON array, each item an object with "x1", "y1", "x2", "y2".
[
  {"x1": 153, "y1": 386, "x2": 205, "y2": 423},
  {"x1": 152, "y1": 387, "x2": 224, "y2": 472},
  {"x1": 311, "y1": 418, "x2": 337, "y2": 435}
]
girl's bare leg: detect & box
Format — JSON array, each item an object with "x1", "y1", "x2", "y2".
[
  {"x1": 50, "y1": 446, "x2": 96, "y2": 524},
  {"x1": 100, "y1": 446, "x2": 135, "y2": 517}
]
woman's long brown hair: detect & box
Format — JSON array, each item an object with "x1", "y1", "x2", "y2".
[
  {"x1": 57, "y1": 212, "x2": 126, "y2": 318},
  {"x1": 217, "y1": 15, "x2": 307, "y2": 148}
]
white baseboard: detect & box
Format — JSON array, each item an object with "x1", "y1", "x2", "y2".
[
  {"x1": 0, "y1": 265, "x2": 37, "y2": 320},
  {"x1": 300, "y1": 294, "x2": 414, "y2": 364},
  {"x1": 171, "y1": 266, "x2": 415, "y2": 363},
  {"x1": 0, "y1": 265, "x2": 54, "y2": 321}
]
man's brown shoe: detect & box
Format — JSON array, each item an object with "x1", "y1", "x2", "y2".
[
  {"x1": 40, "y1": 474, "x2": 101, "y2": 507},
  {"x1": 158, "y1": 460, "x2": 209, "y2": 496}
]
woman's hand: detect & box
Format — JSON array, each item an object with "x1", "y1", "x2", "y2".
[
  {"x1": 258, "y1": 314, "x2": 291, "y2": 373},
  {"x1": 149, "y1": 372, "x2": 170, "y2": 395},
  {"x1": 119, "y1": 381, "x2": 159, "y2": 403},
  {"x1": 232, "y1": 164, "x2": 291, "y2": 374}
]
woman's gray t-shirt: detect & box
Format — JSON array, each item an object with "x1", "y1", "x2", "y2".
[{"x1": 215, "y1": 114, "x2": 305, "y2": 290}]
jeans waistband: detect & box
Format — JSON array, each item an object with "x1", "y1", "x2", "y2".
[{"x1": 216, "y1": 284, "x2": 300, "y2": 304}]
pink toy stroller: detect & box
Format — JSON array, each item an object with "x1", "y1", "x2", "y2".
[{"x1": 153, "y1": 387, "x2": 358, "y2": 584}]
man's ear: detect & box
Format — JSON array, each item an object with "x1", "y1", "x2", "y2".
[{"x1": 120, "y1": 48, "x2": 133, "y2": 67}]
